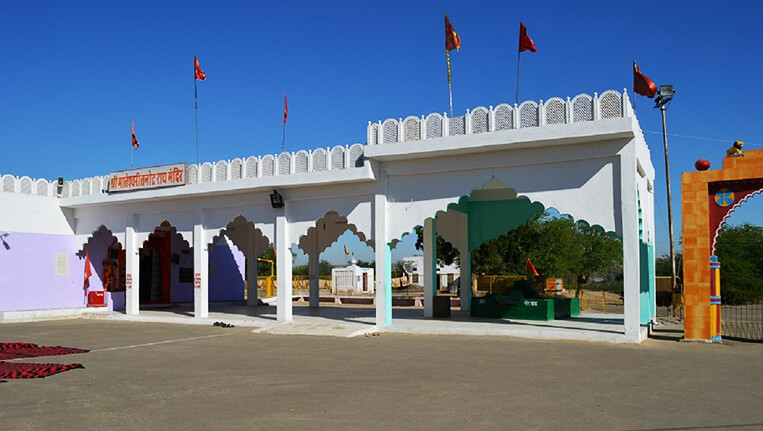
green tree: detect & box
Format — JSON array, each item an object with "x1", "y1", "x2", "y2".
[
  {"x1": 414, "y1": 225, "x2": 460, "y2": 266},
  {"x1": 715, "y1": 223, "x2": 763, "y2": 304}
]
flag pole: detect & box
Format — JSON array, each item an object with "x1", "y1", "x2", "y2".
[
  {"x1": 130, "y1": 147, "x2": 133, "y2": 169},
  {"x1": 446, "y1": 49, "x2": 453, "y2": 118},
  {"x1": 515, "y1": 47, "x2": 521, "y2": 106},
  {"x1": 282, "y1": 122, "x2": 286, "y2": 152},
  {"x1": 194, "y1": 76, "x2": 200, "y2": 165}
]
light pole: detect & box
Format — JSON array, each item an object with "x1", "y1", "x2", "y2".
[{"x1": 655, "y1": 85, "x2": 678, "y2": 301}]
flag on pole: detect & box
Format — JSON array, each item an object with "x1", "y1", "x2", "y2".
[
  {"x1": 526, "y1": 257, "x2": 539, "y2": 276},
  {"x1": 131, "y1": 122, "x2": 139, "y2": 149},
  {"x1": 445, "y1": 14, "x2": 461, "y2": 52},
  {"x1": 283, "y1": 93, "x2": 288, "y2": 124},
  {"x1": 194, "y1": 56, "x2": 206, "y2": 81},
  {"x1": 84, "y1": 250, "x2": 92, "y2": 287},
  {"x1": 519, "y1": 22, "x2": 537, "y2": 53},
  {"x1": 633, "y1": 60, "x2": 657, "y2": 98}
]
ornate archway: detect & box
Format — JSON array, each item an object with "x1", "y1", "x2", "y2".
[{"x1": 681, "y1": 149, "x2": 763, "y2": 341}]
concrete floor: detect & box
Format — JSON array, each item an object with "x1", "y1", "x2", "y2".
[
  {"x1": 1, "y1": 319, "x2": 761, "y2": 431},
  {"x1": 82, "y1": 302, "x2": 634, "y2": 343}
]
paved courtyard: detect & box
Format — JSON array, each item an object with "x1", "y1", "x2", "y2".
[{"x1": 1, "y1": 319, "x2": 761, "y2": 431}]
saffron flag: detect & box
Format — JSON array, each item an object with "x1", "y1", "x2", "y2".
[
  {"x1": 633, "y1": 60, "x2": 657, "y2": 98},
  {"x1": 445, "y1": 14, "x2": 461, "y2": 51},
  {"x1": 194, "y1": 56, "x2": 206, "y2": 81},
  {"x1": 131, "y1": 122, "x2": 139, "y2": 149},
  {"x1": 283, "y1": 93, "x2": 288, "y2": 124},
  {"x1": 519, "y1": 22, "x2": 537, "y2": 53},
  {"x1": 84, "y1": 250, "x2": 92, "y2": 287},
  {"x1": 526, "y1": 257, "x2": 539, "y2": 276}
]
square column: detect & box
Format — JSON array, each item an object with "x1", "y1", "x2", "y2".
[
  {"x1": 124, "y1": 225, "x2": 140, "y2": 315},
  {"x1": 276, "y1": 212, "x2": 293, "y2": 322},
  {"x1": 308, "y1": 234, "x2": 320, "y2": 308},
  {"x1": 423, "y1": 217, "x2": 437, "y2": 318},
  {"x1": 459, "y1": 212, "x2": 471, "y2": 311},
  {"x1": 621, "y1": 148, "x2": 643, "y2": 341},
  {"x1": 193, "y1": 223, "x2": 209, "y2": 318},
  {"x1": 374, "y1": 193, "x2": 391, "y2": 328}
]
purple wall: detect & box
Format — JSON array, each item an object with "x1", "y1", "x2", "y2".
[
  {"x1": 209, "y1": 238, "x2": 245, "y2": 302},
  {"x1": 0, "y1": 231, "x2": 87, "y2": 311}
]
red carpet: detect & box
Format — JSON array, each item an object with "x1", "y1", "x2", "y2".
[
  {"x1": 0, "y1": 342, "x2": 88, "y2": 379},
  {"x1": 0, "y1": 342, "x2": 89, "y2": 360},
  {"x1": 0, "y1": 361, "x2": 84, "y2": 379}
]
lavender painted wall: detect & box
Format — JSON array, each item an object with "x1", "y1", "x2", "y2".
[
  {"x1": 209, "y1": 237, "x2": 245, "y2": 302},
  {"x1": 0, "y1": 231, "x2": 86, "y2": 311}
]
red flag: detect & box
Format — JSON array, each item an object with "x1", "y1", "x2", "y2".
[
  {"x1": 282, "y1": 93, "x2": 288, "y2": 124},
  {"x1": 445, "y1": 14, "x2": 461, "y2": 51},
  {"x1": 633, "y1": 60, "x2": 657, "y2": 98},
  {"x1": 131, "y1": 122, "x2": 139, "y2": 149},
  {"x1": 519, "y1": 22, "x2": 537, "y2": 53},
  {"x1": 344, "y1": 245, "x2": 349, "y2": 256},
  {"x1": 84, "y1": 250, "x2": 92, "y2": 287},
  {"x1": 526, "y1": 257, "x2": 539, "y2": 276},
  {"x1": 194, "y1": 56, "x2": 206, "y2": 81}
]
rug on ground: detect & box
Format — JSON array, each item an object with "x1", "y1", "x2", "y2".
[{"x1": 0, "y1": 342, "x2": 88, "y2": 379}]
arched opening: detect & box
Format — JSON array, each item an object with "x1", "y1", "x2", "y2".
[
  {"x1": 139, "y1": 221, "x2": 191, "y2": 304},
  {"x1": 81, "y1": 225, "x2": 125, "y2": 310}
]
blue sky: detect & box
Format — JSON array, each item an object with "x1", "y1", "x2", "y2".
[{"x1": 2, "y1": 1, "x2": 762, "y2": 265}]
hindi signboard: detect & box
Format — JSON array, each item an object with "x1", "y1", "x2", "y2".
[{"x1": 108, "y1": 163, "x2": 186, "y2": 193}]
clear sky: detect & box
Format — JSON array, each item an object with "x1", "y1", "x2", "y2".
[{"x1": 2, "y1": 1, "x2": 762, "y2": 265}]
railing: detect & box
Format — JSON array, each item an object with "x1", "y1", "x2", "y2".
[
  {"x1": 0, "y1": 143, "x2": 366, "y2": 198},
  {"x1": 367, "y1": 89, "x2": 632, "y2": 145}
]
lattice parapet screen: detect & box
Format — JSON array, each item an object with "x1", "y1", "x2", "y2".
[
  {"x1": 369, "y1": 90, "x2": 627, "y2": 143},
  {"x1": 187, "y1": 165, "x2": 198, "y2": 184},
  {"x1": 449, "y1": 116, "x2": 465, "y2": 136},
  {"x1": 494, "y1": 104, "x2": 513, "y2": 130},
  {"x1": 426, "y1": 113, "x2": 443, "y2": 138},
  {"x1": 201, "y1": 163, "x2": 213, "y2": 183},
  {"x1": 404, "y1": 117, "x2": 420, "y2": 141},
  {"x1": 545, "y1": 98, "x2": 566, "y2": 125},
  {"x1": 20, "y1": 177, "x2": 33, "y2": 195},
  {"x1": 600, "y1": 90, "x2": 622, "y2": 119},
  {"x1": 572, "y1": 94, "x2": 593, "y2": 122},
  {"x1": 295, "y1": 151, "x2": 309, "y2": 173},
  {"x1": 278, "y1": 153, "x2": 291, "y2": 175},
  {"x1": 245, "y1": 157, "x2": 258, "y2": 178},
  {"x1": 331, "y1": 146, "x2": 345, "y2": 170},
  {"x1": 262, "y1": 156, "x2": 275, "y2": 176},
  {"x1": 36, "y1": 179, "x2": 48, "y2": 196},
  {"x1": 230, "y1": 159, "x2": 243, "y2": 180},
  {"x1": 349, "y1": 144, "x2": 364, "y2": 167},
  {"x1": 216, "y1": 161, "x2": 228, "y2": 182},
  {"x1": 471, "y1": 107, "x2": 489, "y2": 134},
  {"x1": 519, "y1": 101, "x2": 539, "y2": 128},
  {"x1": 312, "y1": 149, "x2": 327, "y2": 171}
]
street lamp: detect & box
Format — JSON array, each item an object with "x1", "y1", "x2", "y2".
[{"x1": 654, "y1": 85, "x2": 679, "y2": 301}]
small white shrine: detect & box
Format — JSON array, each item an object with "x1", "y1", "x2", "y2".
[{"x1": 331, "y1": 258, "x2": 375, "y2": 294}]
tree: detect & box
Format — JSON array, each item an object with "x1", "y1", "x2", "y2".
[
  {"x1": 715, "y1": 223, "x2": 763, "y2": 304},
  {"x1": 414, "y1": 225, "x2": 460, "y2": 266}
]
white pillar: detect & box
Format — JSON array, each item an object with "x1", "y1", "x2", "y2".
[
  {"x1": 459, "y1": 212, "x2": 471, "y2": 311},
  {"x1": 423, "y1": 217, "x2": 437, "y2": 318},
  {"x1": 308, "y1": 234, "x2": 320, "y2": 308},
  {"x1": 621, "y1": 145, "x2": 642, "y2": 341},
  {"x1": 124, "y1": 225, "x2": 140, "y2": 315},
  {"x1": 276, "y1": 212, "x2": 292, "y2": 321},
  {"x1": 193, "y1": 223, "x2": 209, "y2": 318},
  {"x1": 374, "y1": 192, "x2": 391, "y2": 328},
  {"x1": 246, "y1": 226, "x2": 258, "y2": 306}
]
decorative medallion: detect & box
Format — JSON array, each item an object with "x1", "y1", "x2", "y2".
[{"x1": 714, "y1": 189, "x2": 735, "y2": 207}]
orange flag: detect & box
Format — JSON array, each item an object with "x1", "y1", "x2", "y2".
[
  {"x1": 519, "y1": 22, "x2": 537, "y2": 53},
  {"x1": 445, "y1": 14, "x2": 461, "y2": 51},
  {"x1": 194, "y1": 56, "x2": 206, "y2": 80},
  {"x1": 131, "y1": 122, "x2": 139, "y2": 149},
  {"x1": 526, "y1": 257, "x2": 539, "y2": 276},
  {"x1": 283, "y1": 93, "x2": 288, "y2": 124},
  {"x1": 84, "y1": 250, "x2": 92, "y2": 287},
  {"x1": 633, "y1": 60, "x2": 657, "y2": 98}
]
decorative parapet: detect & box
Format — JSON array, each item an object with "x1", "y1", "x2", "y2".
[
  {"x1": 367, "y1": 89, "x2": 632, "y2": 145},
  {"x1": 0, "y1": 143, "x2": 366, "y2": 198}
]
